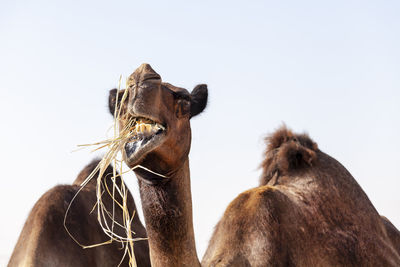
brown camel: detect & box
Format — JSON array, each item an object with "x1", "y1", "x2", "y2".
[
  {"x1": 111, "y1": 63, "x2": 400, "y2": 266},
  {"x1": 8, "y1": 159, "x2": 150, "y2": 267},
  {"x1": 108, "y1": 63, "x2": 207, "y2": 266},
  {"x1": 202, "y1": 127, "x2": 400, "y2": 266}
]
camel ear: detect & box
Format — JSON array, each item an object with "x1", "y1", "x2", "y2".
[
  {"x1": 190, "y1": 84, "x2": 208, "y2": 118},
  {"x1": 108, "y1": 88, "x2": 126, "y2": 116}
]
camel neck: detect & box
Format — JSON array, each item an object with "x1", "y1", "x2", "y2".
[{"x1": 137, "y1": 159, "x2": 200, "y2": 267}]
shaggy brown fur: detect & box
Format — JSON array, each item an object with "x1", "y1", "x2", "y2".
[
  {"x1": 8, "y1": 160, "x2": 150, "y2": 267},
  {"x1": 260, "y1": 126, "x2": 318, "y2": 185},
  {"x1": 202, "y1": 126, "x2": 400, "y2": 266}
]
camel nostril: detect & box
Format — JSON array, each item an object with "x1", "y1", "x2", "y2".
[{"x1": 142, "y1": 73, "x2": 161, "y2": 82}]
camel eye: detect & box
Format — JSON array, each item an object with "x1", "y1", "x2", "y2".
[{"x1": 173, "y1": 92, "x2": 190, "y2": 101}]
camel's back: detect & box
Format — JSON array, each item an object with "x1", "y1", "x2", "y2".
[
  {"x1": 202, "y1": 174, "x2": 400, "y2": 266},
  {"x1": 8, "y1": 161, "x2": 150, "y2": 267},
  {"x1": 9, "y1": 184, "x2": 99, "y2": 266},
  {"x1": 202, "y1": 127, "x2": 400, "y2": 266},
  {"x1": 279, "y1": 151, "x2": 400, "y2": 266}
]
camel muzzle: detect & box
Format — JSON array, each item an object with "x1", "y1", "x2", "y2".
[{"x1": 123, "y1": 117, "x2": 166, "y2": 163}]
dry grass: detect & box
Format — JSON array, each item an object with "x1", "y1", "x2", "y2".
[{"x1": 63, "y1": 76, "x2": 165, "y2": 267}]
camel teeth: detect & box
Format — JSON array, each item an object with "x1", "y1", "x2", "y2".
[
  {"x1": 147, "y1": 124, "x2": 153, "y2": 133},
  {"x1": 128, "y1": 120, "x2": 164, "y2": 139}
]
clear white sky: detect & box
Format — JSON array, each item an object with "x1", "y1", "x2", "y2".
[{"x1": 1, "y1": 0, "x2": 399, "y2": 264}]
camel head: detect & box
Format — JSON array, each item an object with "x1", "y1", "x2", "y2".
[{"x1": 108, "y1": 63, "x2": 207, "y2": 184}]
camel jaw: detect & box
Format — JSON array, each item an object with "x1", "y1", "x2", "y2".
[{"x1": 122, "y1": 117, "x2": 166, "y2": 167}]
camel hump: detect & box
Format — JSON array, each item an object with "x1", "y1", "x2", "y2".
[
  {"x1": 260, "y1": 125, "x2": 319, "y2": 185},
  {"x1": 73, "y1": 159, "x2": 114, "y2": 187}
]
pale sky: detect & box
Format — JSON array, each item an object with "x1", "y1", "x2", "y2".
[{"x1": 1, "y1": 0, "x2": 399, "y2": 265}]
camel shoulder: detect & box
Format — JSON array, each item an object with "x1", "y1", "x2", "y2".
[
  {"x1": 225, "y1": 185, "x2": 286, "y2": 218},
  {"x1": 202, "y1": 186, "x2": 290, "y2": 266}
]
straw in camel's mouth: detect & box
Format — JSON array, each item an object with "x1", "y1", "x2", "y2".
[{"x1": 124, "y1": 117, "x2": 166, "y2": 161}]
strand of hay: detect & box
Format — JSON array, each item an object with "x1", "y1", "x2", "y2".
[{"x1": 64, "y1": 76, "x2": 166, "y2": 267}]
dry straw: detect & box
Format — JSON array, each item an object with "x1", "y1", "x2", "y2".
[{"x1": 64, "y1": 76, "x2": 166, "y2": 267}]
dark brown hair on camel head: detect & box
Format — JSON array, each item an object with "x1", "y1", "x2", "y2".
[
  {"x1": 108, "y1": 63, "x2": 207, "y2": 185},
  {"x1": 260, "y1": 125, "x2": 319, "y2": 185}
]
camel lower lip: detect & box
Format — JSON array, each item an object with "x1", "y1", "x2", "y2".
[
  {"x1": 125, "y1": 135, "x2": 154, "y2": 155},
  {"x1": 123, "y1": 116, "x2": 166, "y2": 158},
  {"x1": 124, "y1": 128, "x2": 164, "y2": 159}
]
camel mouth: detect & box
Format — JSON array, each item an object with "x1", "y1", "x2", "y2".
[{"x1": 123, "y1": 117, "x2": 166, "y2": 165}]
